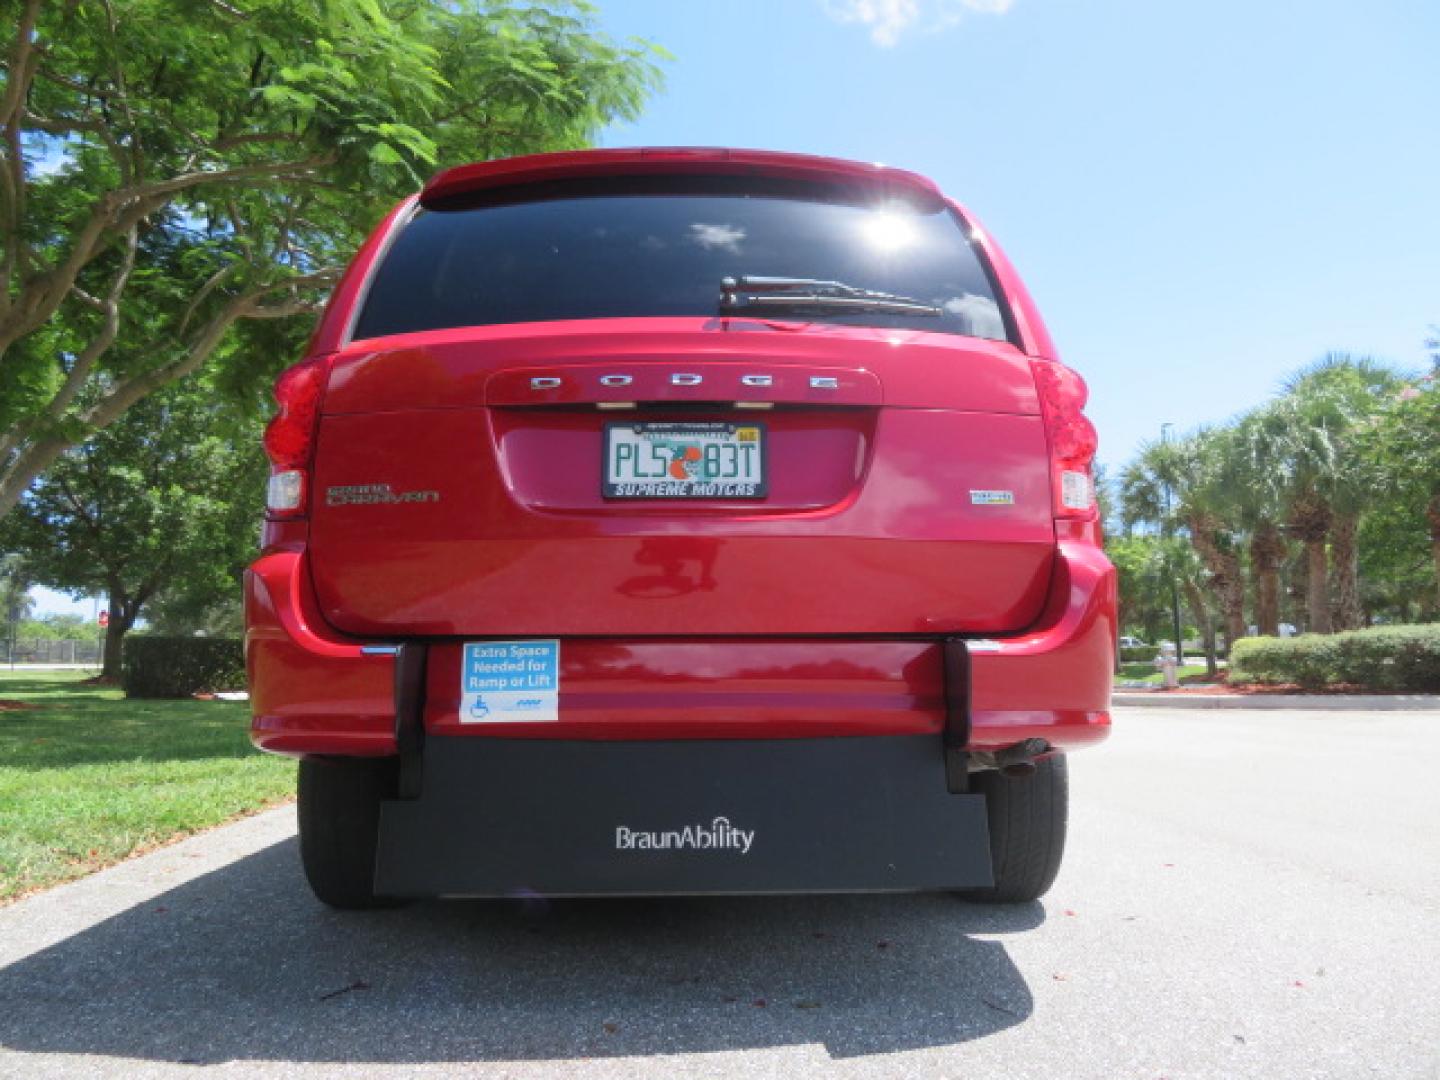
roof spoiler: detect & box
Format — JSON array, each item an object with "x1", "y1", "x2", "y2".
[{"x1": 419, "y1": 146, "x2": 947, "y2": 210}]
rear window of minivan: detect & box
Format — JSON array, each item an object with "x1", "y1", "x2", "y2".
[{"x1": 353, "y1": 175, "x2": 1011, "y2": 342}]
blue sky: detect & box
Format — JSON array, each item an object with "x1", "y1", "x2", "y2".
[
  {"x1": 596, "y1": 0, "x2": 1439, "y2": 466},
  {"x1": 28, "y1": 0, "x2": 1440, "y2": 617}
]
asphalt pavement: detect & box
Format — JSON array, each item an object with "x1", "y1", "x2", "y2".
[{"x1": 1, "y1": 706, "x2": 1437, "y2": 1079}]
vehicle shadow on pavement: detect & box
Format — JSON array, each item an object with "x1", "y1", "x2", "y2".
[{"x1": 0, "y1": 837, "x2": 1040, "y2": 1065}]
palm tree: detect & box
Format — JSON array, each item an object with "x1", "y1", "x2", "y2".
[
  {"x1": 1278, "y1": 355, "x2": 1405, "y2": 631},
  {"x1": 1277, "y1": 403, "x2": 1337, "y2": 633},
  {"x1": 1164, "y1": 535, "x2": 1220, "y2": 677},
  {"x1": 1215, "y1": 410, "x2": 1291, "y2": 637},
  {"x1": 1119, "y1": 430, "x2": 1246, "y2": 648}
]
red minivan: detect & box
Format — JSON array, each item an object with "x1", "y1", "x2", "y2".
[{"x1": 245, "y1": 148, "x2": 1115, "y2": 909}]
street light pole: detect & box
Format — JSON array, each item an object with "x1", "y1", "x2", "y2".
[{"x1": 1160, "y1": 423, "x2": 1184, "y2": 665}]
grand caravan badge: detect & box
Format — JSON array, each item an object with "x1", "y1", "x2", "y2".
[
  {"x1": 326, "y1": 483, "x2": 440, "y2": 506},
  {"x1": 969, "y1": 489, "x2": 1015, "y2": 506}
]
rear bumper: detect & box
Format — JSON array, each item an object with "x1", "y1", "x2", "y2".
[{"x1": 245, "y1": 542, "x2": 1114, "y2": 757}]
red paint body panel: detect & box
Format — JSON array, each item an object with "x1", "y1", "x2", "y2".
[
  {"x1": 309, "y1": 325, "x2": 1056, "y2": 636},
  {"x1": 244, "y1": 548, "x2": 395, "y2": 757},
  {"x1": 244, "y1": 539, "x2": 1113, "y2": 755},
  {"x1": 322, "y1": 322, "x2": 1040, "y2": 415},
  {"x1": 248, "y1": 147, "x2": 1113, "y2": 761},
  {"x1": 307, "y1": 394, "x2": 1056, "y2": 636}
]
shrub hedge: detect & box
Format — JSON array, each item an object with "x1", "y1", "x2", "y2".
[
  {"x1": 123, "y1": 636, "x2": 246, "y2": 699},
  {"x1": 1229, "y1": 624, "x2": 1440, "y2": 692}
]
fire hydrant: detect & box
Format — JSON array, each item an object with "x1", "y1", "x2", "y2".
[{"x1": 1153, "y1": 641, "x2": 1180, "y2": 690}]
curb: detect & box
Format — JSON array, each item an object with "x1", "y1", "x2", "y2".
[{"x1": 1113, "y1": 693, "x2": 1440, "y2": 711}]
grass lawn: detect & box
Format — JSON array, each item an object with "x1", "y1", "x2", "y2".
[
  {"x1": 1117, "y1": 662, "x2": 1213, "y2": 685},
  {"x1": 0, "y1": 670, "x2": 294, "y2": 903}
]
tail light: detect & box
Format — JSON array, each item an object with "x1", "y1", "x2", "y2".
[
  {"x1": 263, "y1": 359, "x2": 328, "y2": 519},
  {"x1": 1030, "y1": 358, "x2": 1098, "y2": 519}
]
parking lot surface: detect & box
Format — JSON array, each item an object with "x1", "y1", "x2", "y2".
[{"x1": 2, "y1": 706, "x2": 1437, "y2": 1079}]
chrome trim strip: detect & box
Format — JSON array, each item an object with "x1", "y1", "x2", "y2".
[
  {"x1": 810, "y1": 376, "x2": 840, "y2": 389},
  {"x1": 360, "y1": 645, "x2": 401, "y2": 656},
  {"x1": 671, "y1": 373, "x2": 703, "y2": 386},
  {"x1": 740, "y1": 374, "x2": 774, "y2": 387},
  {"x1": 530, "y1": 377, "x2": 562, "y2": 390}
]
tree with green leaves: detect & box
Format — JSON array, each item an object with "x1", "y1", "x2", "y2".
[
  {"x1": 0, "y1": 0, "x2": 666, "y2": 518},
  {"x1": 15, "y1": 613, "x2": 91, "y2": 641},
  {"x1": 1168, "y1": 538, "x2": 1219, "y2": 675},
  {"x1": 1120, "y1": 428, "x2": 1247, "y2": 646},
  {"x1": 1106, "y1": 533, "x2": 1171, "y2": 645},
  {"x1": 1116, "y1": 351, "x2": 1432, "y2": 635},
  {"x1": 1107, "y1": 532, "x2": 1219, "y2": 673},
  {"x1": 1215, "y1": 408, "x2": 1293, "y2": 637},
  {"x1": 1357, "y1": 497, "x2": 1436, "y2": 622},
  {"x1": 1359, "y1": 368, "x2": 1440, "y2": 613},
  {"x1": 1275, "y1": 354, "x2": 1404, "y2": 632},
  {"x1": 0, "y1": 382, "x2": 268, "y2": 679}
]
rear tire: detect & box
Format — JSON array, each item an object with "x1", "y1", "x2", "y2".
[
  {"x1": 965, "y1": 754, "x2": 1069, "y2": 903},
  {"x1": 297, "y1": 757, "x2": 405, "y2": 910}
]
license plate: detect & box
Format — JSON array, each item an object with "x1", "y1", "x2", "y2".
[{"x1": 603, "y1": 421, "x2": 767, "y2": 498}]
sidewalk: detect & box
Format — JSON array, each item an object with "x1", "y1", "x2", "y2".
[
  {"x1": 1114, "y1": 691, "x2": 1440, "y2": 710},
  {"x1": 2, "y1": 663, "x2": 99, "y2": 671}
]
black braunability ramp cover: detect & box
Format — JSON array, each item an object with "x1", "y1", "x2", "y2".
[{"x1": 375, "y1": 735, "x2": 993, "y2": 897}]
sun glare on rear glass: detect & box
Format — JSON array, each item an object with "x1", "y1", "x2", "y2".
[{"x1": 859, "y1": 209, "x2": 919, "y2": 253}]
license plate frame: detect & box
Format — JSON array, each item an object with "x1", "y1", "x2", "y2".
[{"x1": 602, "y1": 421, "x2": 768, "y2": 499}]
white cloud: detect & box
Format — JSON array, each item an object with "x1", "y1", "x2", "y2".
[
  {"x1": 688, "y1": 222, "x2": 746, "y2": 253},
  {"x1": 822, "y1": 0, "x2": 1015, "y2": 47},
  {"x1": 943, "y1": 293, "x2": 1006, "y2": 340}
]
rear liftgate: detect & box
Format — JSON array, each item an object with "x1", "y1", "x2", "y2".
[{"x1": 374, "y1": 641, "x2": 993, "y2": 897}]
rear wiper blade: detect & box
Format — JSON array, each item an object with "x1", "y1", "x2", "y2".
[
  {"x1": 725, "y1": 293, "x2": 944, "y2": 316},
  {"x1": 719, "y1": 275, "x2": 942, "y2": 317}
]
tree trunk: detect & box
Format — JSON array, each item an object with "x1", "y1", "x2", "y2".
[
  {"x1": 1329, "y1": 512, "x2": 1362, "y2": 631},
  {"x1": 100, "y1": 618, "x2": 126, "y2": 681},
  {"x1": 1428, "y1": 490, "x2": 1440, "y2": 616},
  {"x1": 1291, "y1": 549, "x2": 1309, "y2": 629},
  {"x1": 1181, "y1": 578, "x2": 1219, "y2": 677},
  {"x1": 1185, "y1": 513, "x2": 1247, "y2": 648},
  {"x1": 1288, "y1": 493, "x2": 1331, "y2": 634},
  {"x1": 1305, "y1": 538, "x2": 1331, "y2": 633},
  {"x1": 1250, "y1": 523, "x2": 1286, "y2": 637},
  {"x1": 99, "y1": 597, "x2": 139, "y2": 682}
]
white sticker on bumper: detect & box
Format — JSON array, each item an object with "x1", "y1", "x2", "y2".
[{"x1": 460, "y1": 640, "x2": 560, "y2": 723}]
